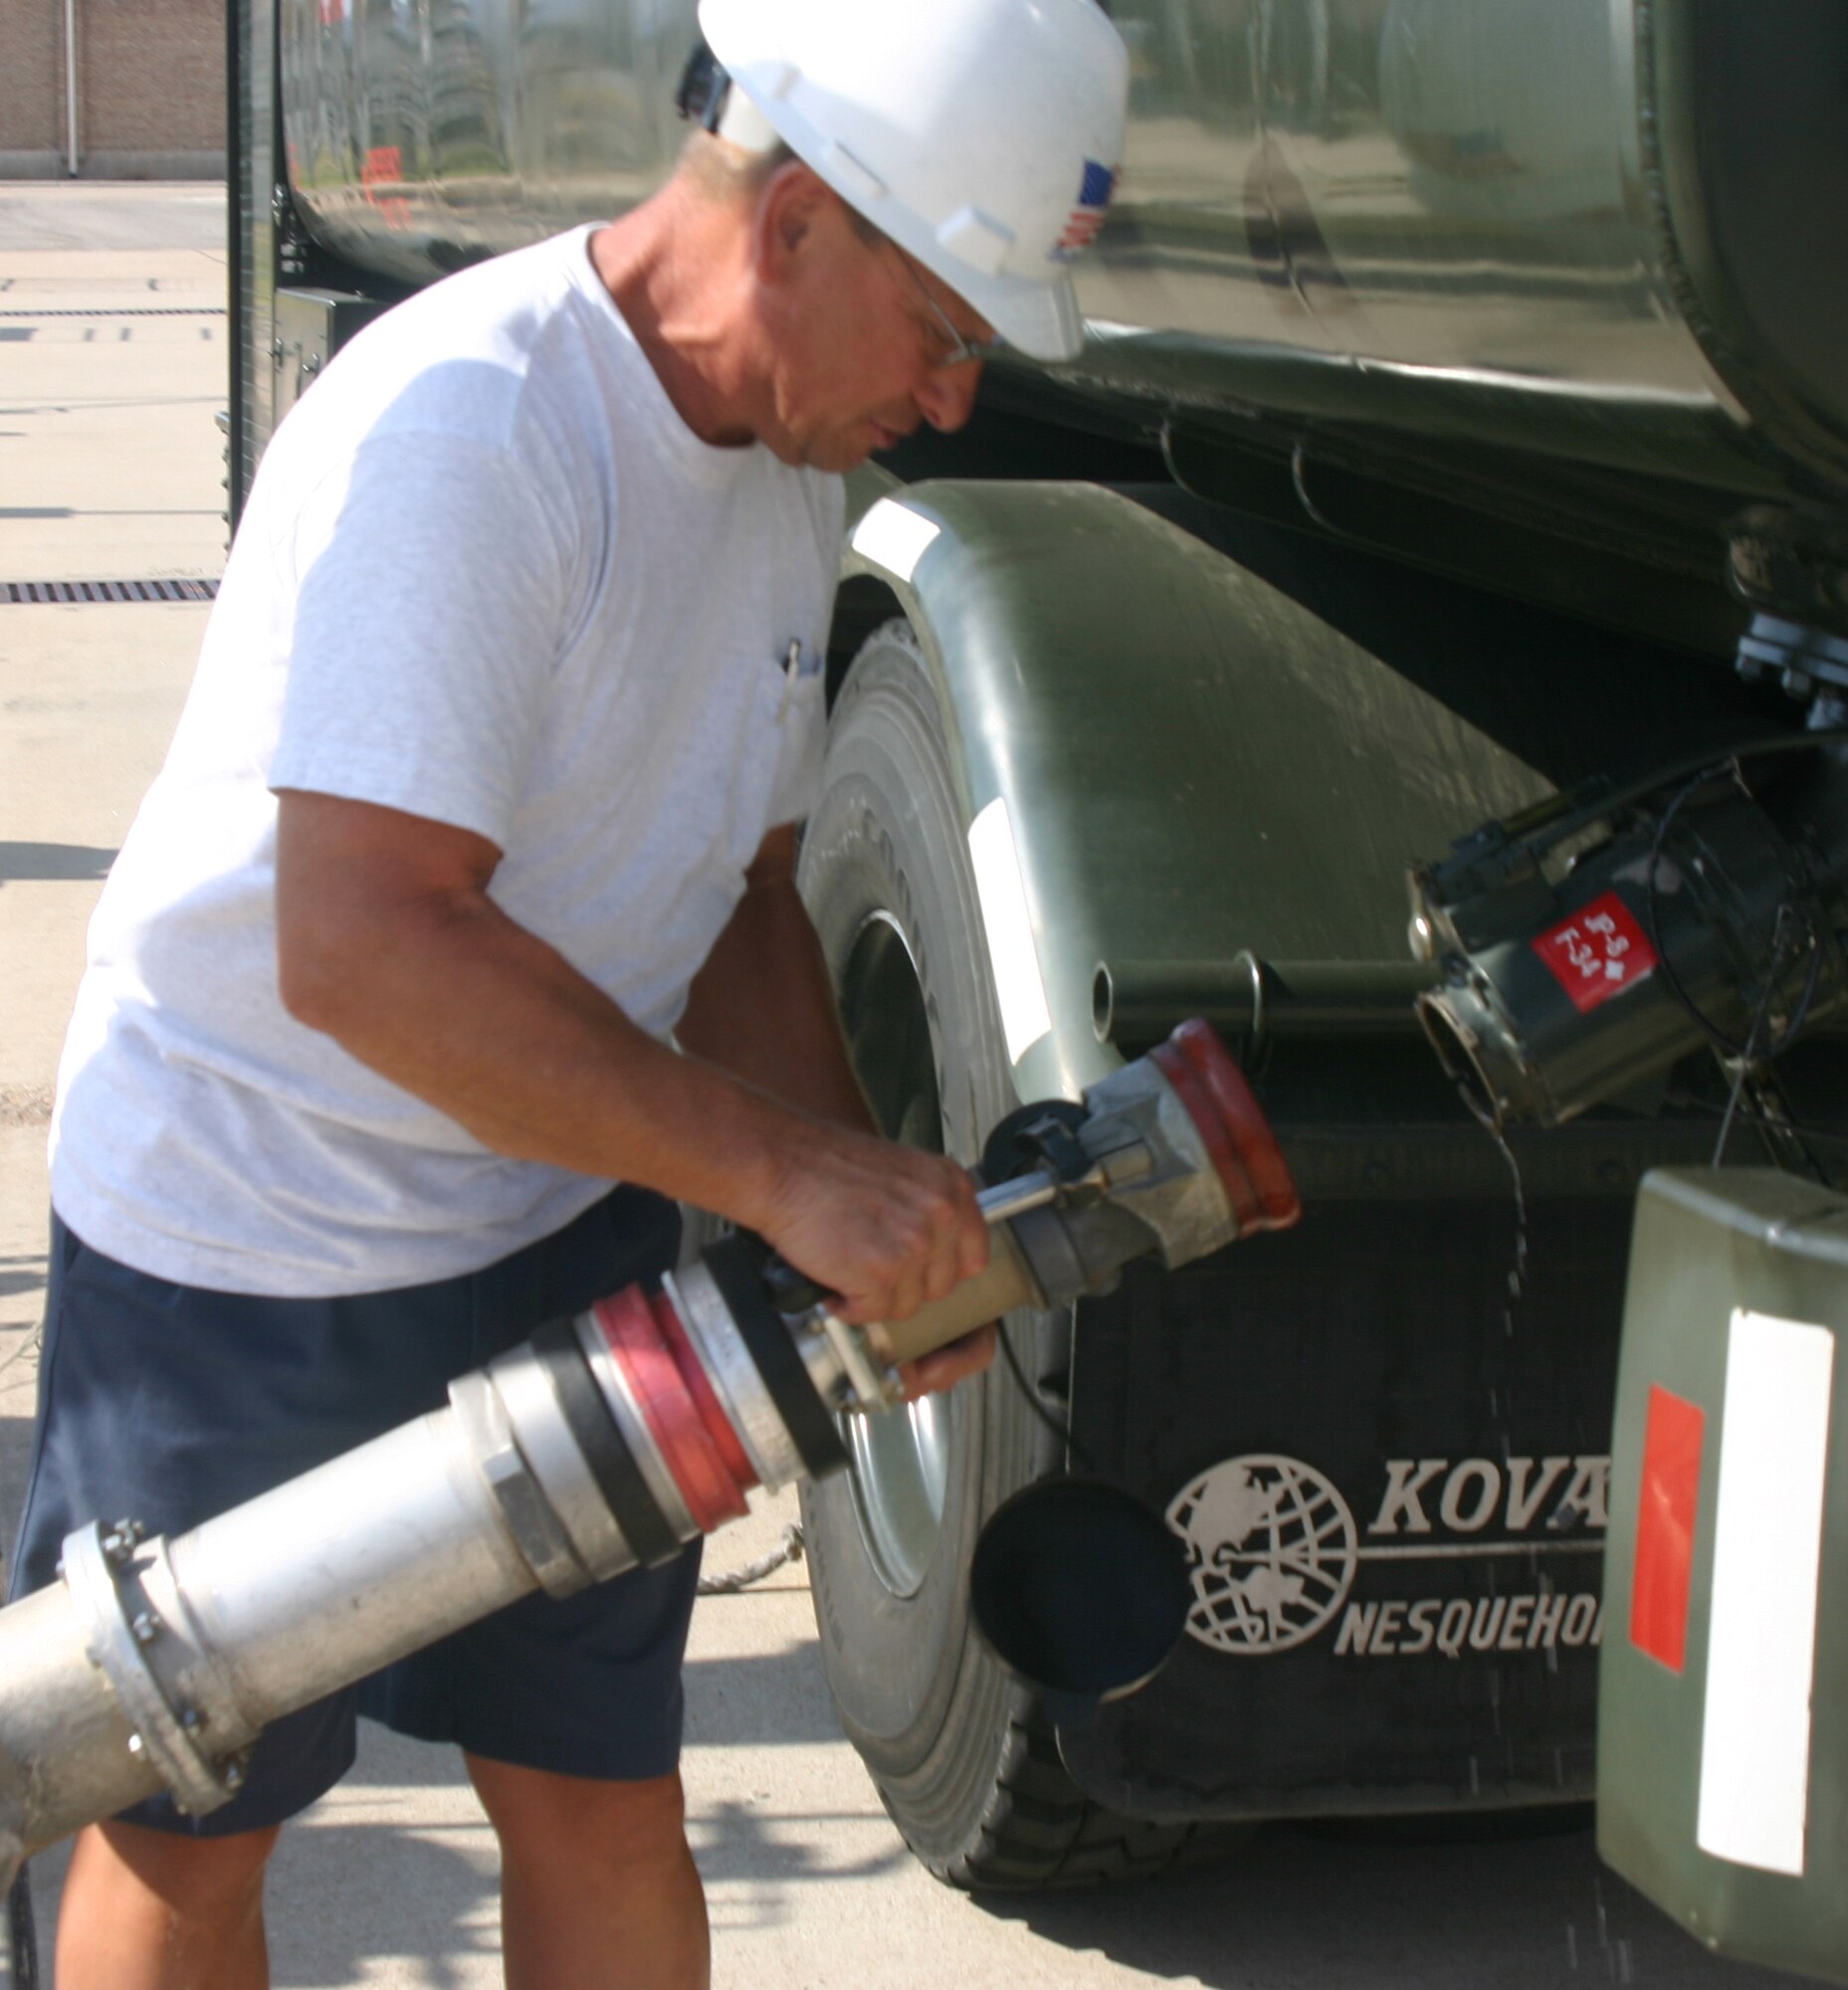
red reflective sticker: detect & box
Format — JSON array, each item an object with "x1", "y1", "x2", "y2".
[
  {"x1": 1630, "y1": 1383, "x2": 1706, "y2": 1673},
  {"x1": 1533, "y1": 892, "x2": 1658, "y2": 1014}
]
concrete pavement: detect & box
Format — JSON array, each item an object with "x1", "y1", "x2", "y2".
[{"x1": 0, "y1": 184, "x2": 1782, "y2": 1990}]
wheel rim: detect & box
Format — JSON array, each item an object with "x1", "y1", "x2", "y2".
[{"x1": 837, "y1": 910, "x2": 953, "y2": 1599}]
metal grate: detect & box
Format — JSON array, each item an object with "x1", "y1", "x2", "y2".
[
  {"x1": 0, "y1": 578, "x2": 221, "y2": 604},
  {"x1": 0, "y1": 306, "x2": 225, "y2": 318}
]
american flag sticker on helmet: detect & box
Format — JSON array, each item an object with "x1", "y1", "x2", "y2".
[{"x1": 1055, "y1": 158, "x2": 1117, "y2": 258}]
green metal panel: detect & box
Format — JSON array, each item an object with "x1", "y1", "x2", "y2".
[
  {"x1": 842, "y1": 479, "x2": 1553, "y2": 1101},
  {"x1": 1600, "y1": 1168, "x2": 1848, "y2": 1982}
]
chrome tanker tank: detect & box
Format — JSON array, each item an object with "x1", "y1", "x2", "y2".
[{"x1": 266, "y1": 0, "x2": 1848, "y2": 644}]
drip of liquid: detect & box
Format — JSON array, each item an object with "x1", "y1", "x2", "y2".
[{"x1": 1460, "y1": 1084, "x2": 1530, "y2": 1338}]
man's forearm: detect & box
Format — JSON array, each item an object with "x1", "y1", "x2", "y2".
[
  {"x1": 275, "y1": 799, "x2": 816, "y2": 1233},
  {"x1": 679, "y1": 859, "x2": 996, "y2": 1395},
  {"x1": 286, "y1": 874, "x2": 808, "y2": 1228},
  {"x1": 677, "y1": 870, "x2": 878, "y2": 1138},
  {"x1": 275, "y1": 792, "x2": 986, "y2": 1323}
]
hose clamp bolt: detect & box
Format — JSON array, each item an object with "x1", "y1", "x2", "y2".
[{"x1": 101, "y1": 1519, "x2": 146, "y2": 1564}]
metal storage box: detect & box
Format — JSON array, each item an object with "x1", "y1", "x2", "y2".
[{"x1": 1600, "y1": 1168, "x2": 1848, "y2": 1982}]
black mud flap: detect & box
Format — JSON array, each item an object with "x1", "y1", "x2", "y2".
[{"x1": 1059, "y1": 1114, "x2": 1705, "y2": 1822}]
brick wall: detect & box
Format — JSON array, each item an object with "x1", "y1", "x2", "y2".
[
  {"x1": 0, "y1": 0, "x2": 66, "y2": 158},
  {"x1": 0, "y1": 0, "x2": 225, "y2": 176}
]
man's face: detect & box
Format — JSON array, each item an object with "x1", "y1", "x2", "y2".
[{"x1": 756, "y1": 189, "x2": 998, "y2": 473}]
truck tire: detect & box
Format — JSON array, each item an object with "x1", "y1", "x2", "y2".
[{"x1": 795, "y1": 621, "x2": 1225, "y2": 1889}]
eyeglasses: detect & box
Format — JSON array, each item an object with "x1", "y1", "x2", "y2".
[{"x1": 879, "y1": 241, "x2": 1005, "y2": 371}]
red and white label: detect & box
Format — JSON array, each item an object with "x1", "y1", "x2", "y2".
[{"x1": 1533, "y1": 892, "x2": 1657, "y2": 1014}]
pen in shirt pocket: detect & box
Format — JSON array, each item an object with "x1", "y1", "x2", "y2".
[{"x1": 775, "y1": 639, "x2": 821, "y2": 722}]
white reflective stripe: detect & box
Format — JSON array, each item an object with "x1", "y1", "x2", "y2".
[
  {"x1": 967, "y1": 796, "x2": 1052, "y2": 1064},
  {"x1": 849, "y1": 500, "x2": 939, "y2": 584},
  {"x1": 1696, "y1": 1307, "x2": 1835, "y2": 1877}
]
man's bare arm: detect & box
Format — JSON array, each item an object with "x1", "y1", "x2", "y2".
[
  {"x1": 274, "y1": 790, "x2": 985, "y2": 1324},
  {"x1": 677, "y1": 826, "x2": 875, "y2": 1132},
  {"x1": 679, "y1": 824, "x2": 995, "y2": 1397}
]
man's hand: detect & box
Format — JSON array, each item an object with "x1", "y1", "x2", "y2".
[
  {"x1": 754, "y1": 1126, "x2": 989, "y2": 1329},
  {"x1": 754, "y1": 1129, "x2": 999, "y2": 1400},
  {"x1": 898, "y1": 1322, "x2": 997, "y2": 1401},
  {"x1": 679, "y1": 822, "x2": 993, "y2": 1360}
]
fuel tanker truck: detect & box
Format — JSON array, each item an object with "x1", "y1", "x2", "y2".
[{"x1": 8, "y1": 0, "x2": 1848, "y2": 1977}]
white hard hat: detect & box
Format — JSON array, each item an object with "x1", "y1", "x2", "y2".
[{"x1": 695, "y1": 0, "x2": 1129, "y2": 362}]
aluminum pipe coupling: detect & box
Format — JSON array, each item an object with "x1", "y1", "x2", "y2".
[{"x1": 0, "y1": 1020, "x2": 1296, "y2": 1883}]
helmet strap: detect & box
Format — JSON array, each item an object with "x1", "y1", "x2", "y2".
[
  {"x1": 716, "y1": 88, "x2": 783, "y2": 154},
  {"x1": 676, "y1": 41, "x2": 783, "y2": 153}
]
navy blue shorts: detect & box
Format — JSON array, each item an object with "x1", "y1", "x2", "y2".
[{"x1": 7, "y1": 1187, "x2": 701, "y2": 1836}]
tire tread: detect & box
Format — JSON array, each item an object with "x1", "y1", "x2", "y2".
[{"x1": 929, "y1": 1720, "x2": 1244, "y2": 1891}]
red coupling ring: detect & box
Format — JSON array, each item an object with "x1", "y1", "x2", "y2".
[
  {"x1": 1150, "y1": 1018, "x2": 1301, "y2": 1234},
  {"x1": 592, "y1": 1286, "x2": 755, "y2": 1534}
]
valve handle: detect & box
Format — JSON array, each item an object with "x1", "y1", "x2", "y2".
[
  {"x1": 735, "y1": 1234, "x2": 830, "y2": 1317},
  {"x1": 979, "y1": 1099, "x2": 1092, "y2": 1189}
]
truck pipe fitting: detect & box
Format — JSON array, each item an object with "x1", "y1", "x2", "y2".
[
  {"x1": 1093, "y1": 954, "x2": 1436, "y2": 1050},
  {"x1": 0, "y1": 1020, "x2": 1297, "y2": 1884},
  {"x1": 1408, "y1": 761, "x2": 1848, "y2": 1126}
]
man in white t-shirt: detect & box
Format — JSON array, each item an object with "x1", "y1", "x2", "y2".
[{"x1": 11, "y1": 1, "x2": 1129, "y2": 1983}]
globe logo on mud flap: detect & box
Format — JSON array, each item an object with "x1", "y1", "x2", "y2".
[{"x1": 1166, "y1": 1456, "x2": 1358, "y2": 1655}]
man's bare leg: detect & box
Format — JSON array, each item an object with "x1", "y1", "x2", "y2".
[
  {"x1": 467, "y1": 1755, "x2": 709, "y2": 1990},
  {"x1": 55, "y1": 1817, "x2": 280, "y2": 1990}
]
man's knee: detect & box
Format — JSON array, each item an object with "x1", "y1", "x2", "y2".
[
  {"x1": 77, "y1": 1816, "x2": 282, "y2": 1915},
  {"x1": 467, "y1": 1755, "x2": 689, "y2": 1870}
]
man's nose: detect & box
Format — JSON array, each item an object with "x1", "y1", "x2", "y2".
[{"x1": 916, "y1": 361, "x2": 983, "y2": 434}]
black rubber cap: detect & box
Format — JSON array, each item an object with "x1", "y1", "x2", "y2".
[
  {"x1": 700, "y1": 1237, "x2": 848, "y2": 1482},
  {"x1": 529, "y1": 1316, "x2": 683, "y2": 1567},
  {"x1": 969, "y1": 1478, "x2": 1189, "y2": 1717}
]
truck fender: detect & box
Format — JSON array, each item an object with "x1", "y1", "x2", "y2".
[{"x1": 837, "y1": 477, "x2": 1529, "y2": 1105}]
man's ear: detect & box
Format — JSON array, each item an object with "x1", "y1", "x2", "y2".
[{"x1": 751, "y1": 161, "x2": 834, "y2": 287}]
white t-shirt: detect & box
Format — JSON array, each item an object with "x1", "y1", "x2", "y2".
[{"x1": 52, "y1": 226, "x2": 843, "y2": 1296}]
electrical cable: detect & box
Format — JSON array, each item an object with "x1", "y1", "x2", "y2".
[
  {"x1": 995, "y1": 1319, "x2": 1098, "y2": 1475},
  {"x1": 1644, "y1": 766, "x2": 1743, "y2": 1056},
  {"x1": 1478, "y1": 725, "x2": 1848, "y2": 876},
  {"x1": 1714, "y1": 910, "x2": 1800, "y2": 1166},
  {"x1": 1660, "y1": 1092, "x2": 1848, "y2": 1151},
  {"x1": 1737, "y1": 1073, "x2": 1835, "y2": 1185},
  {"x1": 1643, "y1": 762, "x2": 1827, "y2": 1065}
]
